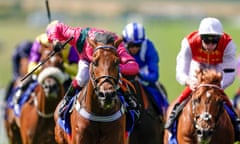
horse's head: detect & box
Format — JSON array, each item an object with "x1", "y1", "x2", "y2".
[
  {"x1": 40, "y1": 48, "x2": 64, "y2": 71},
  {"x1": 191, "y1": 69, "x2": 224, "y2": 143},
  {"x1": 37, "y1": 47, "x2": 65, "y2": 100},
  {"x1": 87, "y1": 32, "x2": 121, "y2": 109}
]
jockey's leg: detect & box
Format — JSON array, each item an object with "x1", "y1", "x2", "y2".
[
  {"x1": 58, "y1": 79, "x2": 82, "y2": 118},
  {"x1": 13, "y1": 75, "x2": 36, "y2": 106},
  {"x1": 120, "y1": 78, "x2": 140, "y2": 120},
  {"x1": 165, "y1": 86, "x2": 192, "y2": 129},
  {"x1": 58, "y1": 60, "x2": 89, "y2": 118},
  {"x1": 222, "y1": 93, "x2": 240, "y2": 141}
]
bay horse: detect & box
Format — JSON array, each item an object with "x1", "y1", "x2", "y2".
[
  {"x1": 54, "y1": 33, "x2": 127, "y2": 144},
  {"x1": 19, "y1": 50, "x2": 66, "y2": 144},
  {"x1": 129, "y1": 80, "x2": 166, "y2": 144},
  {"x1": 164, "y1": 69, "x2": 234, "y2": 144}
]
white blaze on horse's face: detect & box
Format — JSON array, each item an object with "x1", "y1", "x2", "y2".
[{"x1": 206, "y1": 91, "x2": 211, "y2": 98}]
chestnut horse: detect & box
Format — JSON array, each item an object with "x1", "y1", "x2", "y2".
[
  {"x1": 164, "y1": 69, "x2": 234, "y2": 144},
  {"x1": 54, "y1": 33, "x2": 127, "y2": 144},
  {"x1": 4, "y1": 50, "x2": 30, "y2": 144},
  {"x1": 19, "y1": 50, "x2": 66, "y2": 144}
]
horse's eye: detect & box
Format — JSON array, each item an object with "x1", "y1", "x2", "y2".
[
  {"x1": 92, "y1": 61, "x2": 98, "y2": 66},
  {"x1": 114, "y1": 59, "x2": 119, "y2": 66},
  {"x1": 193, "y1": 98, "x2": 200, "y2": 104}
]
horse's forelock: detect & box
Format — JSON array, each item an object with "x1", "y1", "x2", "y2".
[
  {"x1": 198, "y1": 69, "x2": 222, "y2": 85},
  {"x1": 95, "y1": 32, "x2": 115, "y2": 45}
]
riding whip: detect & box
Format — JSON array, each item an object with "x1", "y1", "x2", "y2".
[
  {"x1": 45, "y1": 0, "x2": 51, "y2": 23},
  {"x1": 21, "y1": 36, "x2": 74, "y2": 82}
]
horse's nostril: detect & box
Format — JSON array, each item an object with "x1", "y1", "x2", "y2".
[
  {"x1": 197, "y1": 129, "x2": 202, "y2": 136},
  {"x1": 98, "y1": 92, "x2": 106, "y2": 100}
]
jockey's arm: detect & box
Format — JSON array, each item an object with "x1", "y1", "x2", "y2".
[
  {"x1": 176, "y1": 38, "x2": 192, "y2": 86},
  {"x1": 117, "y1": 43, "x2": 139, "y2": 76},
  {"x1": 139, "y1": 42, "x2": 159, "y2": 83},
  {"x1": 221, "y1": 40, "x2": 237, "y2": 89}
]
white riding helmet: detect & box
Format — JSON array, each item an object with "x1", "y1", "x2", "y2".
[
  {"x1": 198, "y1": 17, "x2": 223, "y2": 35},
  {"x1": 122, "y1": 22, "x2": 146, "y2": 44}
]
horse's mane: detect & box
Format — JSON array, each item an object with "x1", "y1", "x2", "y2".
[
  {"x1": 94, "y1": 32, "x2": 115, "y2": 45},
  {"x1": 196, "y1": 69, "x2": 222, "y2": 86}
]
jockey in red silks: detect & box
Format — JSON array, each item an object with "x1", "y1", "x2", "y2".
[
  {"x1": 46, "y1": 20, "x2": 139, "y2": 118},
  {"x1": 165, "y1": 17, "x2": 240, "y2": 141}
]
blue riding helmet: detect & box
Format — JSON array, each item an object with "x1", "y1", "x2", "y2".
[{"x1": 122, "y1": 22, "x2": 146, "y2": 44}]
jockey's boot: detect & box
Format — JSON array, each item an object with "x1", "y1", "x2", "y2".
[
  {"x1": 124, "y1": 92, "x2": 140, "y2": 119},
  {"x1": 164, "y1": 102, "x2": 180, "y2": 129},
  {"x1": 165, "y1": 86, "x2": 192, "y2": 129},
  {"x1": 13, "y1": 75, "x2": 36, "y2": 106},
  {"x1": 58, "y1": 84, "x2": 82, "y2": 119}
]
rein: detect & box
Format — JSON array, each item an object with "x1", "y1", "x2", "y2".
[
  {"x1": 192, "y1": 83, "x2": 224, "y2": 137},
  {"x1": 75, "y1": 44, "x2": 125, "y2": 122},
  {"x1": 33, "y1": 92, "x2": 54, "y2": 118}
]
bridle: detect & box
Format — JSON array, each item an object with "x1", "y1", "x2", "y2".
[
  {"x1": 192, "y1": 83, "x2": 224, "y2": 142},
  {"x1": 90, "y1": 45, "x2": 120, "y2": 97},
  {"x1": 75, "y1": 45, "x2": 125, "y2": 122}
]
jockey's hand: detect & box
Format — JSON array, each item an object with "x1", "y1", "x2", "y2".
[
  {"x1": 186, "y1": 77, "x2": 199, "y2": 90},
  {"x1": 53, "y1": 41, "x2": 63, "y2": 52}
]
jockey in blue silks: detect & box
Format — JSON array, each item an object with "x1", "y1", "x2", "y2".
[
  {"x1": 122, "y1": 22, "x2": 169, "y2": 116},
  {"x1": 4, "y1": 40, "x2": 33, "y2": 102}
]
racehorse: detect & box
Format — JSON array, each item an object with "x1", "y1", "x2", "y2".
[
  {"x1": 4, "y1": 48, "x2": 30, "y2": 144},
  {"x1": 19, "y1": 50, "x2": 66, "y2": 144},
  {"x1": 129, "y1": 80, "x2": 166, "y2": 144},
  {"x1": 164, "y1": 69, "x2": 234, "y2": 144},
  {"x1": 54, "y1": 33, "x2": 127, "y2": 144}
]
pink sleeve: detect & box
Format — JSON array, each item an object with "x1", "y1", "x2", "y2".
[
  {"x1": 117, "y1": 42, "x2": 139, "y2": 76},
  {"x1": 46, "y1": 22, "x2": 81, "y2": 48}
]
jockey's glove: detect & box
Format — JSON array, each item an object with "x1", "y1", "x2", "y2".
[{"x1": 53, "y1": 41, "x2": 63, "y2": 52}]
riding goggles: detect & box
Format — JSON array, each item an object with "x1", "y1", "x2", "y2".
[{"x1": 200, "y1": 35, "x2": 220, "y2": 44}]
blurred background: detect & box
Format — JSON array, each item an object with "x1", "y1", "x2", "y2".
[{"x1": 0, "y1": 0, "x2": 240, "y2": 143}]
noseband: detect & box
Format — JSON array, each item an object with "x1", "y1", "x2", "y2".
[
  {"x1": 192, "y1": 84, "x2": 224, "y2": 140},
  {"x1": 90, "y1": 45, "x2": 120, "y2": 95}
]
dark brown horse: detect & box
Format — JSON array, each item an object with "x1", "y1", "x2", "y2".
[
  {"x1": 19, "y1": 50, "x2": 66, "y2": 144},
  {"x1": 54, "y1": 33, "x2": 127, "y2": 144},
  {"x1": 164, "y1": 69, "x2": 234, "y2": 144},
  {"x1": 129, "y1": 80, "x2": 166, "y2": 144}
]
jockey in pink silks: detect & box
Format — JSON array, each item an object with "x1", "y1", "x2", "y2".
[{"x1": 46, "y1": 20, "x2": 139, "y2": 118}]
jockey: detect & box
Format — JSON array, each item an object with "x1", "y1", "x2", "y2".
[
  {"x1": 46, "y1": 20, "x2": 140, "y2": 118},
  {"x1": 12, "y1": 40, "x2": 33, "y2": 80},
  {"x1": 122, "y1": 22, "x2": 169, "y2": 115},
  {"x1": 13, "y1": 33, "x2": 79, "y2": 107},
  {"x1": 5, "y1": 40, "x2": 33, "y2": 101},
  {"x1": 165, "y1": 17, "x2": 240, "y2": 140},
  {"x1": 28, "y1": 33, "x2": 79, "y2": 78}
]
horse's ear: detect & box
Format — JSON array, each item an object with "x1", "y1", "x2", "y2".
[
  {"x1": 87, "y1": 37, "x2": 97, "y2": 48},
  {"x1": 217, "y1": 71, "x2": 222, "y2": 80},
  {"x1": 114, "y1": 36, "x2": 123, "y2": 48}
]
